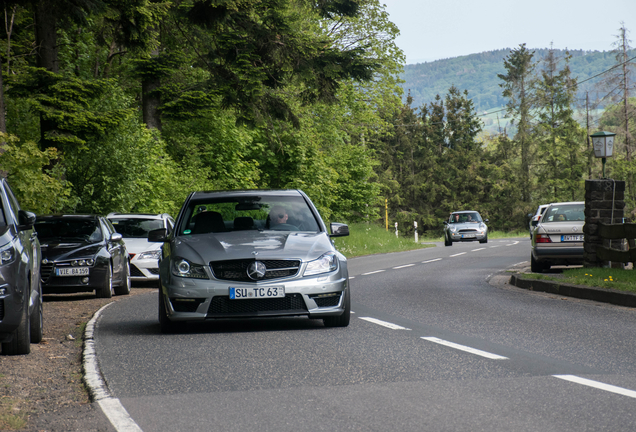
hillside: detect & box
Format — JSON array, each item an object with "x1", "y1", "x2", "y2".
[{"x1": 400, "y1": 48, "x2": 633, "y2": 114}]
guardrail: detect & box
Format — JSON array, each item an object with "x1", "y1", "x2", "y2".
[{"x1": 595, "y1": 222, "x2": 636, "y2": 264}]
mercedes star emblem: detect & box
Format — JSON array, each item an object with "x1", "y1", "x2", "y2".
[{"x1": 247, "y1": 261, "x2": 267, "y2": 280}]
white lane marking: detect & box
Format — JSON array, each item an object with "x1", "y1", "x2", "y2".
[
  {"x1": 422, "y1": 258, "x2": 442, "y2": 263},
  {"x1": 393, "y1": 264, "x2": 416, "y2": 269},
  {"x1": 553, "y1": 375, "x2": 636, "y2": 399},
  {"x1": 449, "y1": 252, "x2": 466, "y2": 257},
  {"x1": 489, "y1": 245, "x2": 500, "y2": 248},
  {"x1": 506, "y1": 241, "x2": 520, "y2": 246},
  {"x1": 472, "y1": 248, "x2": 486, "y2": 252},
  {"x1": 359, "y1": 317, "x2": 411, "y2": 330},
  {"x1": 84, "y1": 303, "x2": 144, "y2": 432},
  {"x1": 421, "y1": 337, "x2": 508, "y2": 360},
  {"x1": 350, "y1": 277, "x2": 355, "y2": 279},
  {"x1": 361, "y1": 270, "x2": 385, "y2": 275}
]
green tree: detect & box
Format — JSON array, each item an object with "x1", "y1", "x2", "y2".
[
  {"x1": 534, "y1": 48, "x2": 586, "y2": 202},
  {"x1": 498, "y1": 43, "x2": 536, "y2": 203}
]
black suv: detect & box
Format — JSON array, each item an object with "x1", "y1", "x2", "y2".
[{"x1": 0, "y1": 178, "x2": 43, "y2": 355}]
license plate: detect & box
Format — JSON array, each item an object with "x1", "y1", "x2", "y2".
[
  {"x1": 56, "y1": 267, "x2": 89, "y2": 276},
  {"x1": 461, "y1": 234, "x2": 475, "y2": 238},
  {"x1": 229, "y1": 286, "x2": 285, "y2": 300},
  {"x1": 562, "y1": 235, "x2": 584, "y2": 242}
]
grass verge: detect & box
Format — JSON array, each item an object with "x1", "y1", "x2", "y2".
[{"x1": 521, "y1": 267, "x2": 636, "y2": 293}]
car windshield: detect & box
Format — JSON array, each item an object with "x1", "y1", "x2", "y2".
[
  {"x1": 178, "y1": 195, "x2": 321, "y2": 235},
  {"x1": 109, "y1": 218, "x2": 164, "y2": 238},
  {"x1": 35, "y1": 218, "x2": 102, "y2": 242},
  {"x1": 449, "y1": 212, "x2": 482, "y2": 223},
  {"x1": 542, "y1": 204, "x2": 585, "y2": 223}
]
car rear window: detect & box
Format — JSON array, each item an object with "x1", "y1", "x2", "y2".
[
  {"x1": 543, "y1": 204, "x2": 585, "y2": 223},
  {"x1": 178, "y1": 195, "x2": 321, "y2": 235}
]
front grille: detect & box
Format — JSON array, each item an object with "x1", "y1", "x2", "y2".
[
  {"x1": 458, "y1": 229, "x2": 477, "y2": 233},
  {"x1": 210, "y1": 259, "x2": 300, "y2": 282},
  {"x1": 171, "y1": 298, "x2": 205, "y2": 313},
  {"x1": 41, "y1": 263, "x2": 54, "y2": 281},
  {"x1": 130, "y1": 265, "x2": 145, "y2": 277},
  {"x1": 148, "y1": 268, "x2": 160, "y2": 275},
  {"x1": 207, "y1": 293, "x2": 307, "y2": 317},
  {"x1": 0, "y1": 299, "x2": 4, "y2": 320}
]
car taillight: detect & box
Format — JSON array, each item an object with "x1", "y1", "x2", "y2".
[{"x1": 535, "y1": 234, "x2": 552, "y2": 243}]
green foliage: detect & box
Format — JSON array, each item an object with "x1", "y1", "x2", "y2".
[
  {"x1": 0, "y1": 134, "x2": 75, "y2": 214},
  {"x1": 331, "y1": 222, "x2": 432, "y2": 258}
]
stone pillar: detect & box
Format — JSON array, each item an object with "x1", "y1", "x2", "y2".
[{"x1": 583, "y1": 179, "x2": 625, "y2": 268}]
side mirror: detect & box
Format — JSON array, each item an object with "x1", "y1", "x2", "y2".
[
  {"x1": 110, "y1": 232, "x2": 123, "y2": 242},
  {"x1": 17, "y1": 210, "x2": 36, "y2": 230},
  {"x1": 443, "y1": 221, "x2": 448, "y2": 225},
  {"x1": 329, "y1": 223, "x2": 349, "y2": 238},
  {"x1": 148, "y1": 228, "x2": 168, "y2": 242},
  {"x1": 484, "y1": 219, "x2": 489, "y2": 223}
]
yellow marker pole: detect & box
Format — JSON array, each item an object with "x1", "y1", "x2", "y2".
[{"x1": 385, "y1": 199, "x2": 388, "y2": 231}]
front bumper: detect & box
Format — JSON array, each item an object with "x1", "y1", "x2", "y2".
[
  {"x1": 449, "y1": 231, "x2": 487, "y2": 242},
  {"x1": 130, "y1": 257, "x2": 160, "y2": 281},
  {"x1": 160, "y1": 271, "x2": 349, "y2": 322},
  {"x1": 40, "y1": 265, "x2": 109, "y2": 294}
]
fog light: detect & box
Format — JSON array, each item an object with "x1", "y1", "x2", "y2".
[
  {"x1": 81, "y1": 277, "x2": 89, "y2": 284},
  {"x1": 0, "y1": 288, "x2": 6, "y2": 295}
]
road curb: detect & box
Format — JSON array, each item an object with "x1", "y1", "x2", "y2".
[{"x1": 509, "y1": 274, "x2": 636, "y2": 308}]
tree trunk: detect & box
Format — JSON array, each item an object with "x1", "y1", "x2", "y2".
[{"x1": 34, "y1": 1, "x2": 59, "y2": 151}]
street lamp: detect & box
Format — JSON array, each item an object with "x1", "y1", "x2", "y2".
[{"x1": 590, "y1": 131, "x2": 616, "y2": 178}]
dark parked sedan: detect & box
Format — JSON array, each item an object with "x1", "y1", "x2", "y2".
[
  {"x1": 149, "y1": 189, "x2": 351, "y2": 333},
  {"x1": 35, "y1": 215, "x2": 131, "y2": 298},
  {"x1": 0, "y1": 178, "x2": 43, "y2": 355}
]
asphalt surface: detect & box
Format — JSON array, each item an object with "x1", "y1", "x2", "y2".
[{"x1": 91, "y1": 238, "x2": 636, "y2": 431}]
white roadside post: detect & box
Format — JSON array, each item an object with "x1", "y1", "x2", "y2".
[
  {"x1": 395, "y1": 222, "x2": 398, "y2": 237},
  {"x1": 414, "y1": 221, "x2": 418, "y2": 243}
]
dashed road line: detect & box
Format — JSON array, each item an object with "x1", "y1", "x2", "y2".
[
  {"x1": 393, "y1": 264, "x2": 416, "y2": 269},
  {"x1": 422, "y1": 258, "x2": 442, "y2": 263},
  {"x1": 472, "y1": 248, "x2": 486, "y2": 252},
  {"x1": 361, "y1": 270, "x2": 385, "y2": 275},
  {"x1": 421, "y1": 337, "x2": 508, "y2": 360},
  {"x1": 359, "y1": 317, "x2": 411, "y2": 330},
  {"x1": 553, "y1": 375, "x2": 636, "y2": 399},
  {"x1": 449, "y1": 252, "x2": 467, "y2": 257}
]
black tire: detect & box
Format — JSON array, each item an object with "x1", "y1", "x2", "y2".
[
  {"x1": 30, "y1": 280, "x2": 43, "y2": 344},
  {"x1": 323, "y1": 289, "x2": 350, "y2": 328},
  {"x1": 158, "y1": 287, "x2": 183, "y2": 333},
  {"x1": 96, "y1": 264, "x2": 113, "y2": 298},
  {"x1": 479, "y1": 235, "x2": 488, "y2": 244},
  {"x1": 2, "y1": 295, "x2": 31, "y2": 355},
  {"x1": 444, "y1": 235, "x2": 452, "y2": 247},
  {"x1": 114, "y1": 260, "x2": 131, "y2": 296},
  {"x1": 531, "y1": 254, "x2": 543, "y2": 273}
]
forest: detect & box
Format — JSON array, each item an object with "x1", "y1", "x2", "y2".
[{"x1": 0, "y1": 0, "x2": 634, "y2": 237}]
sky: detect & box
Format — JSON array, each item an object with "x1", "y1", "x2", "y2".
[{"x1": 381, "y1": 0, "x2": 636, "y2": 64}]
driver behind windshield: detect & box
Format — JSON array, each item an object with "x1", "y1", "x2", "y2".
[{"x1": 269, "y1": 206, "x2": 289, "y2": 226}]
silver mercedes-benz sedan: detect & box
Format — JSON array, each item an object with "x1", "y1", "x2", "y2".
[
  {"x1": 530, "y1": 201, "x2": 585, "y2": 273},
  {"x1": 148, "y1": 189, "x2": 350, "y2": 332}
]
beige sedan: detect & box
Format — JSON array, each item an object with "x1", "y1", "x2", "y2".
[{"x1": 530, "y1": 202, "x2": 585, "y2": 272}]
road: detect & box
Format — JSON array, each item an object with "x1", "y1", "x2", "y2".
[{"x1": 93, "y1": 238, "x2": 636, "y2": 431}]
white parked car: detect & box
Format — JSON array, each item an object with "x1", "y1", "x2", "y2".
[
  {"x1": 528, "y1": 204, "x2": 550, "y2": 238},
  {"x1": 107, "y1": 213, "x2": 174, "y2": 284}
]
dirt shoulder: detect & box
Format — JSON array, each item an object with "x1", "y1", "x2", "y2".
[{"x1": 0, "y1": 286, "x2": 155, "y2": 431}]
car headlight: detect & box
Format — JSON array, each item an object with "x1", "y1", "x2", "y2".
[
  {"x1": 71, "y1": 259, "x2": 95, "y2": 266},
  {"x1": 138, "y1": 250, "x2": 161, "y2": 260},
  {"x1": 0, "y1": 243, "x2": 15, "y2": 265},
  {"x1": 171, "y1": 258, "x2": 209, "y2": 279},
  {"x1": 449, "y1": 226, "x2": 457, "y2": 232},
  {"x1": 303, "y1": 252, "x2": 338, "y2": 276}
]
